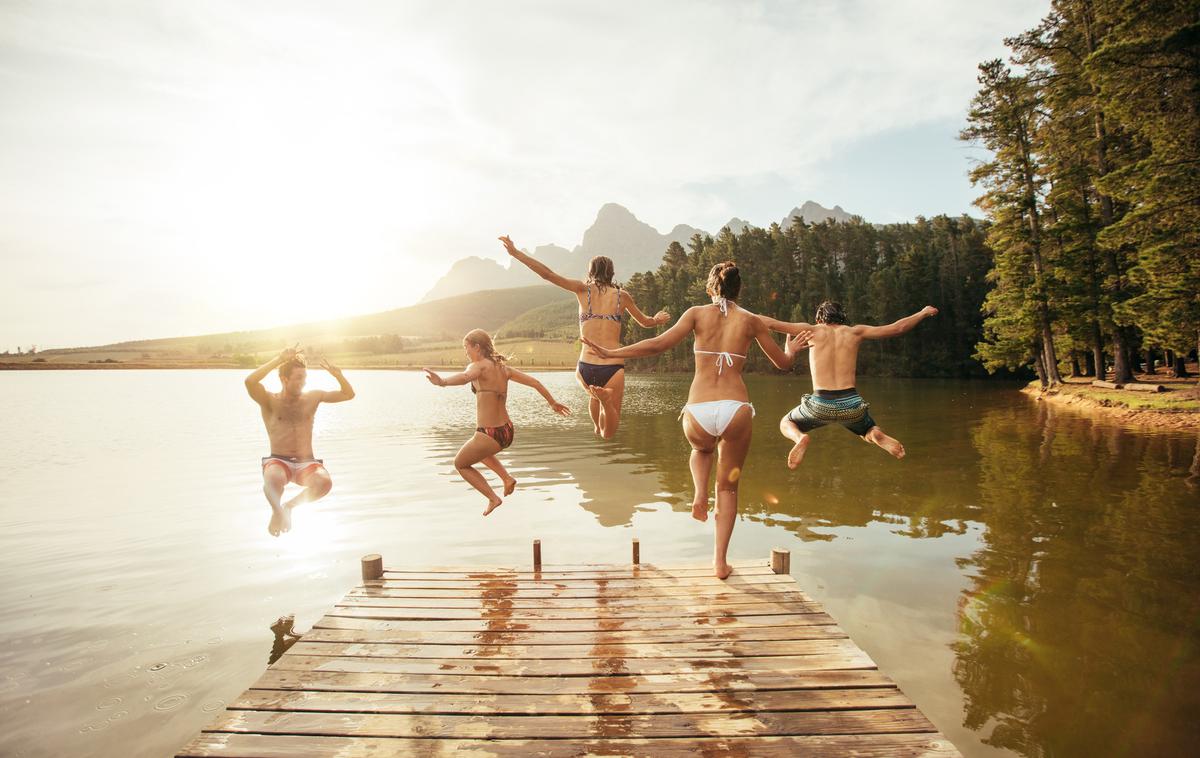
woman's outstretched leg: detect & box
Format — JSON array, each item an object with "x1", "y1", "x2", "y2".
[
  {"x1": 594, "y1": 370, "x2": 626, "y2": 439},
  {"x1": 577, "y1": 372, "x2": 602, "y2": 435},
  {"x1": 682, "y1": 413, "x2": 717, "y2": 522},
  {"x1": 481, "y1": 455, "x2": 517, "y2": 496},
  {"x1": 713, "y1": 406, "x2": 754, "y2": 579},
  {"x1": 454, "y1": 433, "x2": 505, "y2": 515}
]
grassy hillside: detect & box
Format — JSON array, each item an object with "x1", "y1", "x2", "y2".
[
  {"x1": 497, "y1": 298, "x2": 579, "y2": 339},
  {"x1": 36, "y1": 285, "x2": 576, "y2": 360}
]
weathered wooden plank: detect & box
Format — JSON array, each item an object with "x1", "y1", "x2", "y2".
[
  {"x1": 320, "y1": 611, "x2": 828, "y2": 631},
  {"x1": 251, "y1": 667, "x2": 895, "y2": 696},
  {"x1": 347, "y1": 581, "x2": 812, "y2": 601},
  {"x1": 230, "y1": 686, "x2": 914, "y2": 715},
  {"x1": 284, "y1": 638, "x2": 858, "y2": 661},
  {"x1": 378, "y1": 566, "x2": 776, "y2": 581},
  {"x1": 267, "y1": 649, "x2": 875, "y2": 677},
  {"x1": 178, "y1": 732, "x2": 962, "y2": 758},
  {"x1": 302, "y1": 623, "x2": 849, "y2": 647},
  {"x1": 332, "y1": 600, "x2": 820, "y2": 619},
  {"x1": 296, "y1": 634, "x2": 851, "y2": 658},
  {"x1": 382, "y1": 560, "x2": 766, "y2": 574},
  {"x1": 204, "y1": 707, "x2": 935, "y2": 739},
  {"x1": 313, "y1": 612, "x2": 840, "y2": 635},
  {"x1": 365, "y1": 573, "x2": 795, "y2": 590}
]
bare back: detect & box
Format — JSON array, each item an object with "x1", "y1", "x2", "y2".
[
  {"x1": 806, "y1": 324, "x2": 864, "y2": 390},
  {"x1": 260, "y1": 393, "x2": 321, "y2": 457},
  {"x1": 471, "y1": 359, "x2": 511, "y2": 427},
  {"x1": 576, "y1": 284, "x2": 625, "y2": 365},
  {"x1": 687, "y1": 303, "x2": 760, "y2": 403}
]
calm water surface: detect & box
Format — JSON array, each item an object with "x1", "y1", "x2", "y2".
[{"x1": 1, "y1": 371, "x2": 1197, "y2": 757}]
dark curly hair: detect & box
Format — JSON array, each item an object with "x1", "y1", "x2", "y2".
[
  {"x1": 814, "y1": 301, "x2": 847, "y2": 325},
  {"x1": 278, "y1": 354, "x2": 307, "y2": 380},
  {"x1": 705, "y1": 261, "x2": 741, "y2": 300}
]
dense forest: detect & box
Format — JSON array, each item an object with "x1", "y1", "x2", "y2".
[
  {"x1": 621, "y1": 0, "x2": 1197, "y2": 384},
  {"x1": 962, "y1": 0, "x2": 1198, "y2": 385},
  {"x1": 619, "y1": 216, "x2": 996, "y2": 378}
]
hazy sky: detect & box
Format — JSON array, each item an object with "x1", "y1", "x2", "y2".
[{"x1": 1, "y1": 0, "x2": 1047, "y2": 349}]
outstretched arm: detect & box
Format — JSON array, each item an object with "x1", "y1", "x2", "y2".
[
  {"x1": 499, "y1": 236, "x2": 586, "y2": 293},
  {"x1": 317, "y1": 357, "x2": 355, "y2": 402},
  {"x1": 245, "y1": 345, "x2": 298, "y2": 405},
  {"x1": 507, "y1": 367, "x2": 571, "y2": 416},
  {"x1": 759, "y1": 315, "x2": 816, "y2": 335},
  {"x1": 582, "y1": 308, "x2": 697, "y2": 359},
  {"x1": 623, "y1": 294, "x2": 671, "y2": 329},
  {"x1": 752, "y1": 316, "x2": 812, "y2": 370},
  {"x1": 423, "y1": 362, "x2": 483, "y2": 387},
  {"x1": 854, "y1": 306, "x2": 938, "y2": 340}
]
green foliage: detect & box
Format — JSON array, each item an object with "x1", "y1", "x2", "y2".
[
  {"x1": 620, "y1": 216, "x2": 996, "y2": 377},
  {"x1": 965, "y1": 0, "x2": 1199, "y2": 382}
]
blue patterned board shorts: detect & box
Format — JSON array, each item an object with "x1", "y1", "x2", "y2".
[{"x1": 786, "y1": 388, "x2": 877, "y2": 437}]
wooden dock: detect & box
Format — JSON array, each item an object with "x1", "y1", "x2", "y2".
[{"x1": 177, "y1": 544, "x2": 960, "y2": 757}]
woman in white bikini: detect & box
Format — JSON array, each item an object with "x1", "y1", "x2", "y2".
[
  {"x1": 583, "y1": 262, "x2": 810, "y2": 578},
  {"x1": 424, "y1": 329, "x2": 571, "y2": 516},
  {"x1": 498, "y1": 235, "x2": 671, "y2": 439}
]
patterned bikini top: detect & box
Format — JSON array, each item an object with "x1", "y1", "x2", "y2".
[
  {"x1": 471, "y1": 381, "x2": 506, "y2": 402},
  {"x1": 579, "y1": 286, "x2": 624, "y2": 324}
]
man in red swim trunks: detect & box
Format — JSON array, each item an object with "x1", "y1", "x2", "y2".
[{"x1": 245, "y1": 346, "x2": 356, "y2": 536}]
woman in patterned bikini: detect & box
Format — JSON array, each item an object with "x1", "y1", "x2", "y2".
[
  {"x1": 583, "y1": 262, "x2": 811, "y2": 578},
  {"x1": 499, "y1": 235, "x2": 672, "y2": 439},
  {"x1": 424, "y1": 329, "x2": 571, "y2": 516}
]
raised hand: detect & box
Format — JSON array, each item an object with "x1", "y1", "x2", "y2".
[
  {"x1": 654, "y1": 310, "x2": 671, "y2": 325},
  {"x1": 549, "y1": 399, "x2": 571, "y2": 416},
  {"x1": 498, "y1": 235, "x2": 519, "y2": 256},
  {"x1": 786, "y1": 330, "x2": 814, "y2": 353},
  {"x1": 279, "y1": 343, "x2": 301, "y2": 361},
  {"x1": 580, "y1": 336, "x2": 612, "y2": 358},
  {"x1": 319, "y1": 357, "x2": 342, "y2": 374},
  {"x1": 422, "y1": 368, "x2": 445, "y2": 387},
  {"x1": 921, "y1": 306, "x2": 939, "y2": 318}
]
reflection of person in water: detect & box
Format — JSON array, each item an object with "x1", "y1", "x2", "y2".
[
  {"x1": 268, "y1": 615, "x2": 302, "y2": 665},
  {"x1": 584, "y1": 262, "x2": 809, "y2": 579},
  {"x1": 424, "y1": 329, "x2": 571, "y2": 516},
  {"x1": 244, "y1": 345, "x2": 356, "y2": 536},
  {"x1": 761, "y1": 301, "x2": 937, "y2": 469},
  {"x1": 499, "y1": 235, "x2": 671, "y2": 439}
]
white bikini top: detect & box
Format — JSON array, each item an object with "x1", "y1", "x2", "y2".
[
  {"x1": 695, "y1": 297, "x2": 746, "y2": 374},
  {"x1": 694, "y1": 348, "x2": 747, "y2": 374}
]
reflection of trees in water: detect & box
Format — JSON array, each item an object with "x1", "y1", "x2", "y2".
[{"x1": 955, "y1": 404, "x2": 1200, "y2": 757}]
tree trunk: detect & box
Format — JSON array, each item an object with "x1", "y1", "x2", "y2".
[
  {"x1": 1112, "y1": 330, "x2": 1134, "y2": 383},
  {"x1": 1032, "y1": 343, "x2": 1048, "y2": 389},
  {"x1": 1084, "y1": 349, "x2": 1096, "y2": 377},
  {"x1": 1071, "y1": 351, "x2": 1083, "y2": 378},
  {"x1": 1091, "y1": 321, "x2": 1106, "y2": 379},
  {"x1": 1144, "y1": 348, "x2": 1156, "y2": 374},
  {"x1": 1174, "y1": 354, "x2": 1190, "y2": 378}
]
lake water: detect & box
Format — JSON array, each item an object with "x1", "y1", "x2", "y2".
[{"x1": 1, "y1": 370, "x2": 1197, "y2": 757}]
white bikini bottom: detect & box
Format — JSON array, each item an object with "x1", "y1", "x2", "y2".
[{"x1": 680, "y1": 400, "x2": 755, "y2": 437}]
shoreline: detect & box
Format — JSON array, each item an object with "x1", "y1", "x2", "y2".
[{"x1": 1022, "y1": 375, "x2": 1200, "y2": 432}]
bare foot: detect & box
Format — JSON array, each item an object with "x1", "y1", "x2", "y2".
[
  {"x1": 590, "y1": 385, "x2": 614, "y2": 403},
  {"x1": 280, "y1": 503, "x2": 296, "y2": 533},
  {"x1": 714, "y1": 562, "x2": 733, "y2": 580},
  {"x1": 483, "y1": 497, "x2": 503, "y2": 516},
  {"x1": 503, "y1": 477, "x2": 517, "y2": 496},
  {"x1": 787, "y1": 435, "x2": 810, "y2": 469},
  {"x1": 867, "y1": 428, "x2": 906, "y2": 459},
  {"x1": 691, "y1": 499, "x2": 709, "y2": 523},
  {"x1": 267, "y1": 505, "x2": 284, "y2": 537}
]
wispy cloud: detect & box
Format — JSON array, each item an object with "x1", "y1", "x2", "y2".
[{"x1": 0, "y1": 0, "x2": 1046, "y2": 347}]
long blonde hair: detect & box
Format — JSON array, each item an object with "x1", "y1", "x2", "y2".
[{"x1": 464, "y1": 328, "x2": 509, "y2": 364}]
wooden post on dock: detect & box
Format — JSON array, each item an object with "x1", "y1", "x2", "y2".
[
  {"x1": 632, "y1": 538, "x2": 640, "y2": 565},
  {"x1": 771, "y1": 548, "x2": 791, "y2": 575},
  {"x1": 360, "y1": 553, "x2": 383, "y2": 581},
  {"x1": 532, "y1": 539, "x2": 542, "y2": 571}
]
